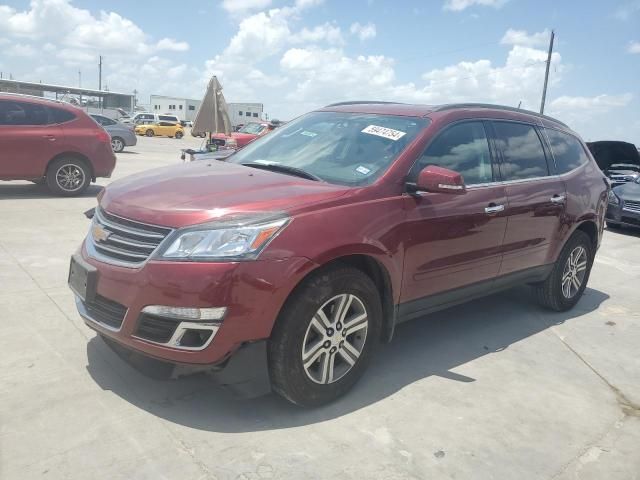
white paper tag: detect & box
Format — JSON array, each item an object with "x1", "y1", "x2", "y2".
[
  {"x1": 355, "y1": 165, "x2": 371, "y2": 175},
  {"x1": 300, "y1": 130, "x2": 317, "y2": 137},
  {"x1": 361, "y1": 125, "x2": 406, "y2": 141}
]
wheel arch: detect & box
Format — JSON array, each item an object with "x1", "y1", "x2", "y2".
[{"x1": 277, "y1": 250, "x2": 398, "y2": 344}]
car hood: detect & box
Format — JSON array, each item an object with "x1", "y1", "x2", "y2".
[
  {"x1": 613, "y1": 181, "x2": 640, "y2": 202},
  {"x1": 587, "y1": 141, "x2": 640, "y2": 172},
  {"x1": 100, "y1": 161, "x2": 350, "y2": 228},
  {"x1": 212, "y1": 132, "x2": 258, "y2": 141}
]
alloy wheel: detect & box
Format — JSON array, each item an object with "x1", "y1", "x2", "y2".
[
  {"x1": 301, "y1": 293, "x2": 368, "y2": 384},
  {"x1": 561, "y1": 246, "x2": 588, "y2": 299},
  {"x1": 111, "y1": 138, "x2": 124, "y2": 152},
  {"x1": 55, "y1": 164, "x2": 85, "y2": 192}
]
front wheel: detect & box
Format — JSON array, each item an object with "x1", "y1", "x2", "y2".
[
  {"x1": 269, "y1": 266, "x2": 381, "y2": 406},
  {"x1": 175, "y1": 131, "x2": 184, "y2": 139},
  {"x1": 534, "y1": 230, "x2": 593, "y2": 311},
  {"x1": 145, "y1": 129, "x2": 154, "y2": 137}
]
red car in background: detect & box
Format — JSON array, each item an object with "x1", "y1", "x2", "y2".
[
  {"x1": 210, "y1": 121, "x2": 278, "y2": 149},
  {"x1": 0, "y1": 93, "x2": 116, "y2": 196}
]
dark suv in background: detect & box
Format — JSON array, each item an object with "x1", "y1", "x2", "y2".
[
  {"x1": 69, "y1": 102, "x2": 607, "y2": 406},
  {"x1": 0, "y1": 93, "x2": 116, "y2": 196}
]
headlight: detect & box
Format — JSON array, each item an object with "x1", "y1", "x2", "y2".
[
  {"x1": 608, "y1": 190, "x2": 620, "y2": 205},
  {"x1": 158, "y1": 216, "x2": 289, "y2": 261},
  {"x1": 226, "y1": 138, "x2": 238, "y2": 148}
]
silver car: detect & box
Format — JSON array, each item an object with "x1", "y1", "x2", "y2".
[{"x1": 90, "y1": 114, "x2": 137, "y2": 153}]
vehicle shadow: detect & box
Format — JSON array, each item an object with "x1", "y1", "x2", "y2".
[
  {"x1": 118, "y1": 151, "x2": 139, "y2": 155},
  {"x1": 86, "y1": 286, "x2": 609, "y2": 432},
  {"x1": 0, "y1": 183, "x2": 103, "y2": 199}
]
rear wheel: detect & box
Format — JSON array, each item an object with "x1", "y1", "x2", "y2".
[
  {"x1": 46, "y1": 157, "x2": 91, "y2": 196},
  {"x1": 111, "y1": 137, "x2": 125, "y2": 153},
  {"x1": 269, "y1": 266, "x2": 381, "y2": 406},
  {"x1": 145, "y1": 129, "x2": 154, "y2": 137},
  {"x1": 534, "y1": 230, "x2": 593, "y2": 311}
]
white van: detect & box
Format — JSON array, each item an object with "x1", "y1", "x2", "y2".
[{"x1": 126, "y1": 113, "x2": 179, "y2": 125}]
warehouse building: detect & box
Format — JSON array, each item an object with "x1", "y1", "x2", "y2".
[{"x1": 150, "y1": 95, "x2": 201, "y2": 122}]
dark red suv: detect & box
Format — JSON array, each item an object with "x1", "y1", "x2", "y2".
[
  {"x1": 0, "y1": 93, "x2": 116, "y2": 195},
  {"x1": 69, "y1": 102, "x2": 607, "y2": 406}
]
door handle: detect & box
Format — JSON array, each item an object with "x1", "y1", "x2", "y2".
[
  {"x1": 43, "y1": 135, "x2": 56, "y2": 141},
  {"x1": 485, "y1": 204, "x2": 505, "y2": 214},
  {"x1": 550, "y1": 194, "x2": 566, "y2": 204}
]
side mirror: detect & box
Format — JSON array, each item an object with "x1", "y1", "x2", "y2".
[{"x1": 409, "y1": 165, "x2": 466, "y2": 194}]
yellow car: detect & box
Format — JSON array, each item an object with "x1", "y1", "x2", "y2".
[{"x1": 135, "y1": 121, "x2": 184, "y2": 138}]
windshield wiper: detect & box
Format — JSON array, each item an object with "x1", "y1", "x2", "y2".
[{"x1": 241, "y1": 162, "x2": 323, "y2": 182}]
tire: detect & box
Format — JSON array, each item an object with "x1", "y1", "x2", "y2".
[
  {"x1": 269, "y1": 266, "x2": 382, "y2": 407},
  {"x1": 534, "y1": 230, "x2": 593, "y2": 312},
  {"x1": 175, "y1": 131, "x2": 184, "y2": 139},
  {"x1": 145, "y1": 129, "x2": 154, "y2": 137},
  {"x1": 111, "y1": 137, "x2": 125, "y2": 153},
  {"x1": 45, "y1": 157, "x2": 91, "y2": 196}
]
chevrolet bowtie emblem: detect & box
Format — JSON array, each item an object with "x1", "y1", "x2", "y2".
[{"x1": 92, "y1": 224, "x2": 111, "y2": 243}]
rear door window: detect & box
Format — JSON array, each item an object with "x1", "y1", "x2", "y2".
[
  {"x1": 412, "y1": 121, "x2": 494, "y2": 185},
  {"x1": 492, "y1": 121, "x2": 549, "y2": 181},
  {"x1": 545, "y1": 129, "x2": 589, "y2": 174},
  {"x1": 0, "y1": 100, "x2": 49, "y2": 126}
]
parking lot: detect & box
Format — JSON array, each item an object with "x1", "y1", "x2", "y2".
[{"x1": 1, "y1": 135, "x2": 639, "y2": 479}]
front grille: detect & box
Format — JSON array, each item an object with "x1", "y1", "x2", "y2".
[
  {"x1": 623, "y1": 200, "x2": 640, "y2": 214},
  {"x1": 84, "y1": 294, "x2": 127, "y2": 329},
  {"x1": 134, "y1": 314, "x2": 180, "y2": 343},
  {"x1": 90, "y1": 207, "x2": 172, "y2": 265}
]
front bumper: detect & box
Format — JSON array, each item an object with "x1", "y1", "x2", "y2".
[
  {"x1": 606, "y1": 202, "x2": 640, "y2": 228},
  {"x1": 71, "y1": 242, "x2": 316, "y2": 366}
]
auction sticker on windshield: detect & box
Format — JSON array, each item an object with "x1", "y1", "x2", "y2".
[{"x1": 361, "y1": 125, "x2": 406, "y2": 141}]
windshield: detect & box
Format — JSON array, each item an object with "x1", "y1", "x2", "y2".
[
  {"x1": 238, "y1": 123, "x2": 266, "y2": 134},
  {"x1": 228, "y1": 111, "x2": 428, "y2": 186}
]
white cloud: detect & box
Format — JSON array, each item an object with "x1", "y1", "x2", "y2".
[
  {"x1": 628, "y1": 41, "x2": 640, "y2": 54},
  {"x1": 549, "y1": 94, "x2": 633, "y2": 112},
  {"x1": 444, "y1": 0, "x2": 508, "y2": 12},
  {"x1": 5, "y1": 43, "x2": 36, "y2": 57},
  {"x1": 501, "y1": 29, "x2": 550, "y2": 48},
  {"x1": 293, "y1": 22, "x2": 343, "y2": 45},
  {"x1": 350, "y1": 22, "x2": 377, "y2": 41},
  {"x1": 221, "y1": 0, "x2": 272, "y2": 14},
  {"x1": 156, "y1": 38, "x2": 190, "y2": 52}
]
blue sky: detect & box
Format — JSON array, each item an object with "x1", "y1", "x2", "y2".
[{"x1": 1, "y1": 0, "x2": 639, "y2": 143}]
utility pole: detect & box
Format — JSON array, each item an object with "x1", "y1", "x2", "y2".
[
  {"x1": 98, "y1": 55, "x2": 103, "y2": 91},
  {"x1": 98, "y1": 55, "x2": 103, "y2": 109},
  {"x1": 78, "y1": 70, "x2": 82, "y2": 88},
  {"x1": 539, "y1": 29, "x2": 555, "y2": 115}
]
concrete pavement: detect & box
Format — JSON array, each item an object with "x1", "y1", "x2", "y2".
[{"x1": 1, "y1": 135, "x2": 639, "y2": 479}]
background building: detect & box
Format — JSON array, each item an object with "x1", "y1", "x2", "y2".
[
  {"x1": 150, "y1": 95, "x2": 201, "y2": 121},
  {"x1": 228, "y1": 103, "x2": 266, "y2": 127}
]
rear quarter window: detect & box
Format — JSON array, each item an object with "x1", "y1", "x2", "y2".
[
  {"x1": 50, "y1": 107, "x2": 76, "y2": 124},
  {"x1": 545, "y1": 129, "x2": 590, "y2": 174}
]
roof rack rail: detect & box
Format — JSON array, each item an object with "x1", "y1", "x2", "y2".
[
  {"x1": 432, "y1": 103, "x2": 568, "y2": 128},
  {"x1": 324, "y1": 100, "x2": 405, "y2": 108}
]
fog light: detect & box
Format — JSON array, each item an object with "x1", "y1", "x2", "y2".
[{"x1": 142, "y1": 305, "x2": 227, "y2": 321}]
